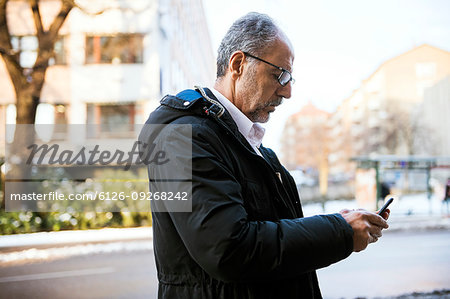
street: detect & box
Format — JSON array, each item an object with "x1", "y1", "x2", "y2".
[
  {"x1": 318, "y1": 230, "x2": 450, "y2": 298},
  {"x1": 0, "y1": 230, "x2": 449, "y2": 299},
  {"x1": 0, "y1": 242, "x2": 158, "y2": 299}
]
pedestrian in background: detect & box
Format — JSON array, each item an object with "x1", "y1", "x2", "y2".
[{"x1": 444, "y1": 178, "x2": 450, "y2": 215}]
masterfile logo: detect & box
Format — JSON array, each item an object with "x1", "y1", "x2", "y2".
[{"x1": 4, "y1": 124, "x2": 193, "y2": 213}]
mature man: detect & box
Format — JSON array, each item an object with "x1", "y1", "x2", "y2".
[{"x1": 142, "y1": 12, "x2": 389, "y2": 298}]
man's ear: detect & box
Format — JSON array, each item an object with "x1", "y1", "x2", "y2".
[{"x1": 228, "y1": 51, "x2": 246, "y2": 80}]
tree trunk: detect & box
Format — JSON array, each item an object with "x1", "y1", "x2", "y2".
[{"x1": 0, "y1": 0, "x2": 73, "y2": 212}]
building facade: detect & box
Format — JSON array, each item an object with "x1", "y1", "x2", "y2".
[
  {"x1": 281, "y1": 44, "x2": 450, "y2": 181},
  {"x1": 328, "y1": 44, "x2": 450, "y2": 178},
  {"x1": 281, "y1": 101, "x2": 330, "y2": 172},
  {"x1": 0, "y1": 0, "x2": 215, "y2": 154},
  {"x1": 419, "y1": 76, "x2": 450, "y2": 156}
]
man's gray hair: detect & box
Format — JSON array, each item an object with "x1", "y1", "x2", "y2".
[{"x1": 216, "y1": 12, "x2": 281, "y2": 78}]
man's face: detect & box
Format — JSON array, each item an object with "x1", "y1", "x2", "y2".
[{"x1": 236, "y1": 37, "x2": 294, "y2": 123}]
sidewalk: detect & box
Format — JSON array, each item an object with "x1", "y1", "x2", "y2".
[
  {"x1": 0, "y1": 226, "x2": 153, "y2": 252},
  {"x1": 386, "y1": 214, "x2": 450, "y2": 231},
  {"x1": 0, "y1": 227, "x2": 153, "y2": 265},
  {"x1": 0, "y1": 214, "x2": 448, "y2": 266},
  {"x1": 1, "y1": 214, "x2": 448, "y2": 252},
  {"x1": 302, "y1": 193, "x2": 450, "y2": 232},
  {"x1": 1, "y1": 194, "x2": 449, "y2": 252}
]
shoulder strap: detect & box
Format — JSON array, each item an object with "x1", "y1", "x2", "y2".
[{"x1": 194, "y1": 86, "x2": 225, "y2": 118}]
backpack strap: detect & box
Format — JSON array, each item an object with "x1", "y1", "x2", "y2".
[{"x1": 160, "y1": 87, "x2": 225, "y2": 119}]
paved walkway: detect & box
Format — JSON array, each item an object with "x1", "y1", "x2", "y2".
[{"x1": 2, "y1": 194, "x2": 450, "y2": 251}]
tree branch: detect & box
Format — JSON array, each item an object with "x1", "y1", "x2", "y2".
[
  {"x1": 0, "y1": 0, "x2": 10, "y2": 49},
  {"x1": 47, "y1": 0, "x2": 73, "y2": 40},
  {"x1": 63, "y1": 0, "x2": 105, "y2": 16},
  {"x1": 0, "y1": 0, "x2": 24, "y2": 93},
  {"x1": 29, "y1": 0, "x2": 44, "y2": 38},
  {"x1": 64, "y1": 0, "x2": 153, "y2": 16}
]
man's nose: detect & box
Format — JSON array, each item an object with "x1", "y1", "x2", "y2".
[{"x1": 277, "y1": 81, "x2": 292, "y2": 99}]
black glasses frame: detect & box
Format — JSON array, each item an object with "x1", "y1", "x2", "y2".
[{"x1": 242, "y1": 51, "x2": 295, "y2": 86}]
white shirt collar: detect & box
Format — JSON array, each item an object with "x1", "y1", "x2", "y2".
[{"x1": 210, "y1": 88, "x2": 265, "y2": 149}]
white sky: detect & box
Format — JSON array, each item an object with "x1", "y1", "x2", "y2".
[{"x1": 202, "y1": 0, "x2": 450, "y2": 152}]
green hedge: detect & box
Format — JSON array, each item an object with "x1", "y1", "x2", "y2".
[{"x1": 0, "y1": 167, "x2": 152, "y2": 235}]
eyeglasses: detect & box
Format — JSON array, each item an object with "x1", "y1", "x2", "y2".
[{"x1": 242, "y1": 52, "x2": 295, "y2": 86}]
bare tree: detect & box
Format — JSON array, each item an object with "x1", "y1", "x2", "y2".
[
  {"x1": 0, "y1": 0, "x2": 106, "y2": 212},
  {"x1": 0, "y1": 0, "x2": 75, "y2": 124},
  {"x1": 0, "y1": 0, "x2": 146, "y2": 125},
  {"x1": 380, "y1": 99, "x2": 433, "y2": 192},
  {"x1": 383, "y1": 99, "x2": 431, "y2": 155}
]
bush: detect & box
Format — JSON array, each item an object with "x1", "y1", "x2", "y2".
[{"x1": 0, "y1": 167, "x2": 152, "y2": 235}]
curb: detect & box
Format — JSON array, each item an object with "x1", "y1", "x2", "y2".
[
  {"x1": 0, "y1": 227, "x2": 153, "y2": 251},
  {"x1": 386, "y1": 216, "x2": 450, "y2": 232},
  {"x1": 1, "y1": 216, "x2": 449, "y2": 251}
]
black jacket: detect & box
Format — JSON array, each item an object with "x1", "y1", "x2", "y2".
[{"x1": 141, "y1": 88, "x2": 354, "y2": 299}]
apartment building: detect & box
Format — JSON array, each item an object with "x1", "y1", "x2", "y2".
[
  {"x1": 0, "y1": 0, "x2": 215, "y2": 147},
  {"x1": 419, "y1": 76, "x2": 450, "y2": 156},
  {"x1": 328, "y1": 44, "x2": 450, "y2": 177},
  {"x1": 280, "y1": 101, "x2": 330, "y2": 172}
]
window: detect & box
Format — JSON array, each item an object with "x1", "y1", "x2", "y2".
[
  {"x1": 99, "y1": 104, "x2": 134, "y2": 133},
  {"x1": 11, "y1": 35, "x2": 67, "y2": 68},
  {"x1": 33, "y1": 103, "x2": 68, "y2": 140},
  {"x1": 54, "y1": 104, "x2": 67, "y2": 125},
  {"x1": 85, "y1": 34, "x2": 144, "y2": 64},
  {"x1": 86, "y1": 103, "x2": 136, "y2": 138},
  {"x1": 51, "y1": 37, "x2": 67, "y2": 65}
]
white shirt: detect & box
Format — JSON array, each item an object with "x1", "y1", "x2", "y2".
[{"x1": 210, "y1": 88, "x2": 265, "y2": 157}]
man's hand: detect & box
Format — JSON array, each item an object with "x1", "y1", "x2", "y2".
[
  {"x1": 340, "y1": 209, "x2": 389, "y2": 252},
  {"x1": 378, "y1": 208, "x2": 390, "y2": 221}
]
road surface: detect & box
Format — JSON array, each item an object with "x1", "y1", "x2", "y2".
[{"x1": 0, "y1": 230, "x2": 449, "y2": 299}]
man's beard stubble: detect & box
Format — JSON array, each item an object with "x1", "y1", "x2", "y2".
[
  {"x1": 248, "y1": 97, "x2": 283, "y2": 123},
  {"x1": 241, "y1": 67, "x2": 283, "y2": 123}
]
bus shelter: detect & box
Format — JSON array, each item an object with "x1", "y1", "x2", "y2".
[{"x1": 351, "y1": 156, "x2": 450, "y2": 210}]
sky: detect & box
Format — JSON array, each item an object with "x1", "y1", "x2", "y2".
[{"x1": 202, "y1": 0, "x2": 450, "y2": 152}]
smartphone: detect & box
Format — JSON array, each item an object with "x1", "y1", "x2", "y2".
[{"x1": 378, "y1": 197, "x2": 394, "y2": 215}]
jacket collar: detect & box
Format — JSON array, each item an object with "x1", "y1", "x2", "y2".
[
  {"x1": 210, "y1": 88, "x2": 265, "y2": 149},
  {"x1": 160, "y1": 87, "x2": 239, "y2": 134}
]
